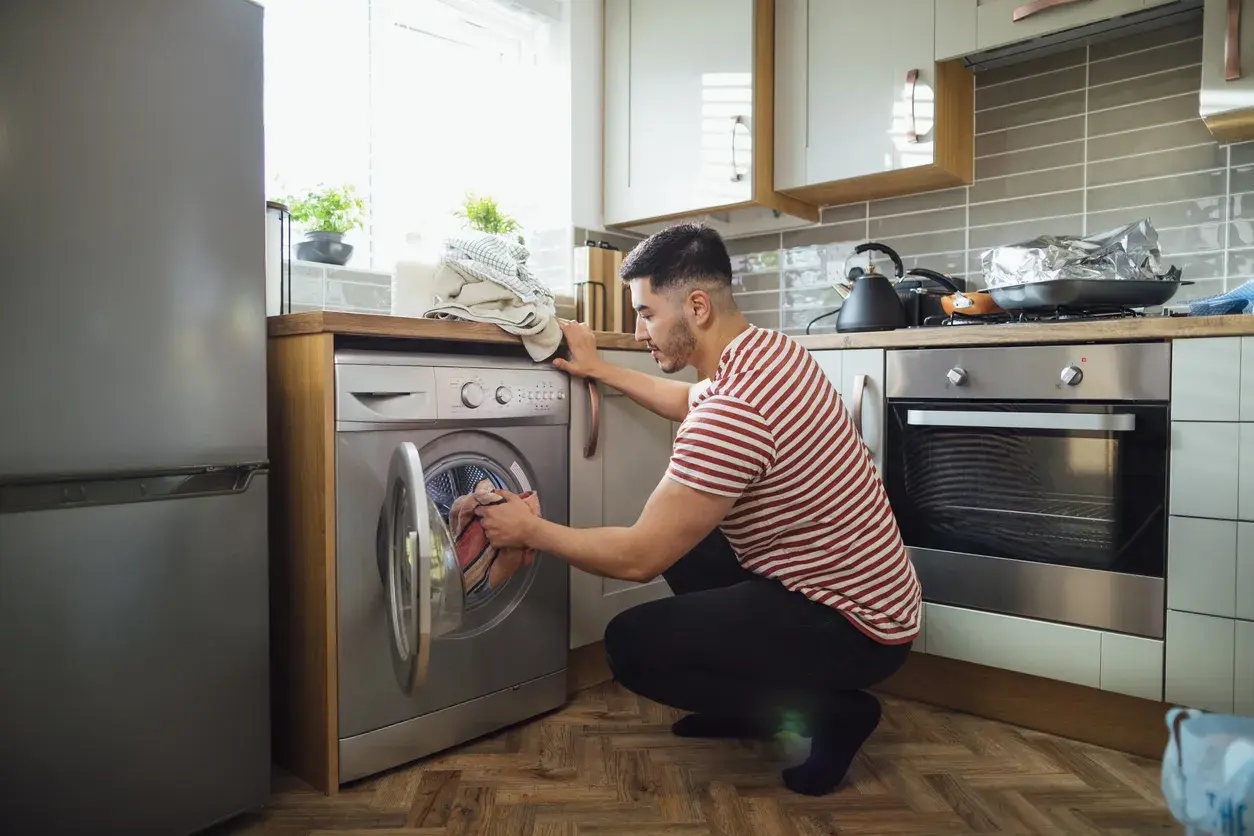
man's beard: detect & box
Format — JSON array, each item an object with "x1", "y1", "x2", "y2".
[{"x1": 653, "y1": 318, "x2": 697, "y2": 374}]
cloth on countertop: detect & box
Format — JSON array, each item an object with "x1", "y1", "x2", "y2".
[
  {"x1": 448, "y1": 479, "x2": 541, "y2": 597},
  {"x1": 1188, "y1": 278, "x2": 1254, "y2": 316},
  {"x1": 424, "y1": 233, "x2": 562, "y2": 361}
]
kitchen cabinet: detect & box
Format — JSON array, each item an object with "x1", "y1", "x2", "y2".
[
  {"x1": 811, "y1": 348, "x2": 888, "y2": 473},
  {"x1": 935, "y1": 0, "x2": 1176, "y2": 60},
  {"x1": 1167, "y1": 516, "x2": 1238, "y2": 617},
  {"x1": 1171, "y1": 336, "x2": 1242, "y2": 422},
  {"x1": 1165, "y1": 609, "x2": 1237, "y2": 713},
  {"x1": 568, "y1": 350, "x2": 696, "y2": 649},
  {"x1": 923, "y1": 603, "x2": 1166, "y2": 699},
  {"x1": 925, "y1": 603, "x2": 1104, "y2": 688},
  {"x1": 1170, "y1": 422, "x2": 1240, "y2": 519},
  {"x1": 1236, "y1": 619, "x2": 1254, "y2": 715},
  {"x1": 774, "y1": 0, "x2": 974, "y2": 207},
  {"x1": 1240, "y1": 523, "x2": 1254, "y2": 621},
  {"x1": 1100, "y1": 632, "x2": 1166, "y2": 702},
  {"x1": 602, "y1": 0, "x2": 819, "y2": 235},
  {"x1": 1201, "y1": 0, "x2": 1254, "y2": 142}
]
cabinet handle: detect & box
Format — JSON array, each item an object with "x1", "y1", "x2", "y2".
[
  {"x1": 850, "y1": 374, "x2": 867, "y2": 441},
  {"x1": 1012, "y1": 0, "x2": 1090, "y2": 23},
  {"x1": 906, "y1": 69, "x2": 921, "y2": 144},
  {"x1": 1227, "y1": 0, "x2": 1243, "y2": 81},
  {"x1": 730, "y1": 115, "x2": 746, "y2": 183},
  {"x1": 583, "y1": 378, "x2": 601, "y2": 459}
]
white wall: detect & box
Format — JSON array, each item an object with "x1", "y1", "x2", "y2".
[{"x1": 568, "y1": 0, "x2": 604, "y2": 231}]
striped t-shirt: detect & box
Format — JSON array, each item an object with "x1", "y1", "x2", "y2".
[{"x1": 666, "y1": 326, "x2": 921, "y2": 644}]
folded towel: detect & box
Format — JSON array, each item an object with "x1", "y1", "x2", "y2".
[
  {"x1": 448, "y1": 479, "x2": 541, "y2": 598},
  {"x1": 1189, "y1": 279, "x2": 1254, "y2": 316},
  {"x1": 424, "y1": 232, "x2": 562, "y2": 361}
]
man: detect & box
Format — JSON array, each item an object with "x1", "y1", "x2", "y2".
[{"x1": 476, "y1": 222, "x2": 920, "y2": 796}]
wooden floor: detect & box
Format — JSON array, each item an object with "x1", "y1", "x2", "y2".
[{"x1": 215, "y1": 682, "x2": 1180, "y2": 835}]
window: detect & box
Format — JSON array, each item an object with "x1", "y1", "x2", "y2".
[{"x1": 262, "y1": 0, "x2": 570, "y2": 285}]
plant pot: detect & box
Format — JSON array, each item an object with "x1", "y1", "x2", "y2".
[{"x1": 296, "y1": 231, "x2": 353, "y2": 266}]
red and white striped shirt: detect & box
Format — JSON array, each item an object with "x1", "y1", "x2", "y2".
[{"x1": 667, "y1": 326, "x2": 921, "y2": 644}]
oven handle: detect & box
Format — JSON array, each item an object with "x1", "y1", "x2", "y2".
[{"x1": 906, "y1": 410, "x2": 1136, "y2": 432}]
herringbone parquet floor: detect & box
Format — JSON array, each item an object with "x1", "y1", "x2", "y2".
[{"x1": 215, "y1": 681, "x2": 1181, "y2": 835}]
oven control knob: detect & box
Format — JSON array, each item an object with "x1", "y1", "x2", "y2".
[
  {"x1": 946, "y1": 367, "x2": 968, "y2": 386},
  {"x1": 1061, "y1": 365, "x2": 1084, "y2": 387},
  {"x1": 460, "y1": 382, "x2": 485, "y2": 408},
  {"x1": 495, "y1": 386, "x2": 512, "y2": 404}
]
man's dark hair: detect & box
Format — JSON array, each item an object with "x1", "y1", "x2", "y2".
[{"x1": 620, "y1": 222, "x2": 733, "y2": 293}]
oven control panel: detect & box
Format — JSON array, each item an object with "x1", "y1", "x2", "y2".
[
  {"x1": 886, "y1": 342, "x2": 1171, "y2": 401},
  {"x1": 434, "y1": 367, "x2": 570, "y2": 420}
]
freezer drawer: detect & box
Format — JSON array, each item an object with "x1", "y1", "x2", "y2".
[{"x1": 0, "y1": 473, "x2": 270, "y2": 835}]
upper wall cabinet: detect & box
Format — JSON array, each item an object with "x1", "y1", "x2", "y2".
[
  {"x1": 603, "y1": 0, "x2": 820, "y2": 236},
  {"x1": 774, "y1": 0, "x2": 975, "y2": 207},
  {"x1": 936, "y1": 0, "x2": 1179, "y2": 60},
  {"x1": 1201, "y1": 0, "x2": 1254, "y2": 142}
]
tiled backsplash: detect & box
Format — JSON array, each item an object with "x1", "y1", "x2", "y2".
[{"x1": 724, "y1": 16, "x2": 1254, "y2": 336}]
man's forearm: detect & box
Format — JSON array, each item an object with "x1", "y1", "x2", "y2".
[
  {"x1": 594, "y1": 362, "x2": 691, "y2": 422},
  {"x1": 525, "y1": 517, "x2": 658, "y2": 583}
]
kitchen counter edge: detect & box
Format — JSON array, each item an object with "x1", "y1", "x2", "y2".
[
  {"x1": 269, "y1": 312, "x2": 1254, "y2": 352},
  {"x1": 794, "y1": 314, "x2": 1254, "y2": 350},
  {"x1": 267, "y1": 311, "x2": 644, "y2": 351}
]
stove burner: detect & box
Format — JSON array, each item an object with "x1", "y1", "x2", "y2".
[{"x1": 932, "y1": 306, "x2": 1145, "y2": 327}]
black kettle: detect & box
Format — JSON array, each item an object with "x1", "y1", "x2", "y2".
[{"x1": 835, "y1": 242, "x2": 908, "y2": 333}]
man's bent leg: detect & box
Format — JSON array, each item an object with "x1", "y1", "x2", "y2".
[
  {"x1": 659, "y1": 528, "x2": 756, "y2": 596},
  {"x1": 602, "y1": 578, "x2": 911, "y2": 795}
]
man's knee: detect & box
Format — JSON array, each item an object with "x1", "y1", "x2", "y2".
[{"x1": 603, "y1": 605, "x2": 651, "y2": 684}]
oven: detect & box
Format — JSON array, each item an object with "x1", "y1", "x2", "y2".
[{"x1": 884, "y1": 342, "x2": 1170, "y2": 639}]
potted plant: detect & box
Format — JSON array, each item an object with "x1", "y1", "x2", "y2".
[
  {"x1": 283, "y1": 184, "x2": 366, "y2": 266},
  {"x1": 454, "y1": 193, "x2": 522, "y2": 242}
]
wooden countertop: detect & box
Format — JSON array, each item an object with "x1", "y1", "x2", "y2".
[
  {"x1": 795, "y1": 314, "x2": 1254, "y2": 350},
  {"x1": 267, "y1": 311, "x2": 644, "y2": 351},
  {"x1": 269, "y1": 311, "x2": 1254, "y2": 353}
]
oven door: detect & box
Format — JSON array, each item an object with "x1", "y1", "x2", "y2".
[{"x1": 885, "y1": 399, "x2": 1168, "y2": 638}]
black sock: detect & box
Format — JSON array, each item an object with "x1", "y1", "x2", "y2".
[
  {"x1": 782, "y1": 691, "x2": 881, "y2": 796},
  {"x1": 671, "y1": 713, "x2": 775, "y2": 740}
]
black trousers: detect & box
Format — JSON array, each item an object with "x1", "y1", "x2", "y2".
[{"x1": 603, "y1": 529, "x2": 912, "y2": 728}]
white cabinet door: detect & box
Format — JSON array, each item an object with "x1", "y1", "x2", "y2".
[
  {"x1": 1239, "y1": 523, "x2": 1254, "y2": 622},
  {"x1": 1172, "y1": 337, "x2": 1242, "y2": 422},
  {"x1": 568, "y1": 350, "x2": 695, "y2": 649},
  {"x1": 1201, "y1": 0, "x2": 1254, "y2": 139},
  {"x1": 1100, "y1": 633, "x2": 1164, "y2": 702},
  {"x1": 1170, "y1": 422, "x2": 1241, "y2": 520},
  {"x1": 841, "y1": 349, "x2": 887, "y2": 474},
  {"x1": 1165, "y1": 609, "x2": 1237, "y2": 713},
  {"x1": 776, "y1": 0, "x2": 936, "y2": 191},
  {"x1": 924, "y1": 603, "x2": 1104, "y2": 687},
  {"x1": 603, "y1": 0, "x2": 754, "y2": 227},
  {"x1": 1168, "y1": 516, "x2": 1238, "y2": 618},
  {"x1": 975, "y1": 0, "x2": 1150, "y2": 53},
  {"x1": 1236, "y1": 619, "x2": 1254, "y2": 716},
  {"x1": 937, "y1": 0, "x2": 979, "y2": 59}
]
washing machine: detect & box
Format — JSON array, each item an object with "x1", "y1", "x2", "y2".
[{"x1": 333, "y1": 349, "x2": 570, "y2": 782}]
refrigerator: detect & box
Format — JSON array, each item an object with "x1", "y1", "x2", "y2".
[{"x1": 0, "y1": 1, "x2": 271, "y2": 833}]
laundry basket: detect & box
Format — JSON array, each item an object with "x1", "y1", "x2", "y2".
[{"x1": 1161, "y1": 707, "x2": 1254, "y2": 835}]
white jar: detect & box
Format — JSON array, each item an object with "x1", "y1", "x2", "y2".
[{"x1": 392, "y1": 233, "x2": 442, "y2": 318}]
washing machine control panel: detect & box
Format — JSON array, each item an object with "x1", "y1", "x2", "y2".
[{"x1": 435, "y1": 367, "x2": 570, "y2": 420}]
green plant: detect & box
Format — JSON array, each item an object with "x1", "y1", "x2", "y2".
[
  {"x1": 454, "y1": 193, "x2": 521, "y2": 238},
  {"x1": 284, "y1": 184, "x2": 366, "y2": 235}
]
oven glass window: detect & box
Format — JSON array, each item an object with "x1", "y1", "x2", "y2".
[{"x1": 885, "y1": 401, "x2": 1168, "y2": 577}]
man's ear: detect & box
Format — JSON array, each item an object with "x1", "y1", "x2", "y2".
[{"x1": 686, "y1": 288, "x2": 714, "y2": 325}]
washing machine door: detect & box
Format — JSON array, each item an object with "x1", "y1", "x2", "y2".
[{"x1": 380, "y1": 441, "x2": 465, "y2": 694}]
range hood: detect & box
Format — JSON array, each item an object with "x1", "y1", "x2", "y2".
[{"x1": 962, "y1": 0, "x2": 1203, "y2": 73}]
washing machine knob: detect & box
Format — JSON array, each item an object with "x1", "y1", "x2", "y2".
[
  {"x1": 495, "y1": 386, "x2": 512, "y2": 404},
  {"x1": 460, "y1": 382, "x2": 485, "y2": 408}
]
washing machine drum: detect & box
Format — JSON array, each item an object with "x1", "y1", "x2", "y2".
[{"x1": 377, "y1": 441, "x2": 537, "y2": 693}]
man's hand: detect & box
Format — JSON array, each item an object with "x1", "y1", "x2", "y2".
[
  {"x1": 552, "y1": 319, "x2": 606, "y2": 379},
  {"x1": 474, "y1": 491, "x2": 538, "y2": 549}
]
